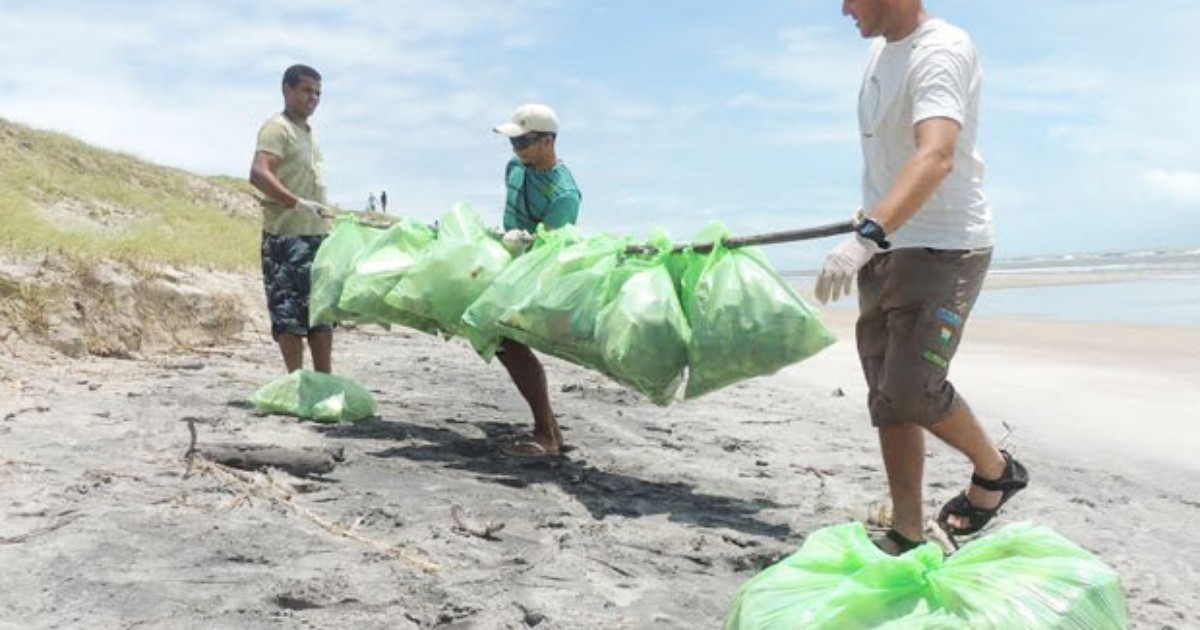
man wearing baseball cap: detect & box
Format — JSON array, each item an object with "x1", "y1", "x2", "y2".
[{"x1": 491, "y1": 103, "x2": 582, "y2": 457}]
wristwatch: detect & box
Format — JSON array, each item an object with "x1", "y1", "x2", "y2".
[{"x1": 856, "y1": 217, "x2": 891, "y2": 250}]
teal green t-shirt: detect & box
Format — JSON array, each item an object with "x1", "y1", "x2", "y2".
[{"x1": 503, "y1": 158, "x2": 581, "y2": 232}]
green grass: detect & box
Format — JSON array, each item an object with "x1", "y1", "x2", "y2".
[{"x1": 0, "y1": 118, "x2": 262, "y2": 270}]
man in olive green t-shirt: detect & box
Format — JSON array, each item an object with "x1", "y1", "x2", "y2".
[{"x1": 249, "y1": 63, "x2": 334, "y2": 374}]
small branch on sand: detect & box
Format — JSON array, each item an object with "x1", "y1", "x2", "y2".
[
  {"x1": 926, "y1": 518, "x2": 959, "y2": 554},
  {"x1": 0, "y1": 514, "x2": 83, "y2": 545},
  {"x1": 450, "y1": 505, "x2": 505, "y2": 540},
  {"x1": 801, "y1": 466, "x2": 833, "y2": 483},
  {"x1": 997, "y1": 422, "x2": 1015, "y2": 450}
]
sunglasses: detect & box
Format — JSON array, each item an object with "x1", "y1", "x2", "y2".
[{"x1": 509, "y1": 133, "x2": 547, "y2": 150}]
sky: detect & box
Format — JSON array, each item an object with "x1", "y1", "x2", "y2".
[{"x1": 2, "y1": 0, "x2": 1199, "y2": 271}]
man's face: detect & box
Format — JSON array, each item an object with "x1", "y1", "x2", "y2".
[
  {"x1": 510, "y1": 132, "x2": 550, "y2": 166},
  {"x1": 842, "y1": 0, "x2": 889, "y2": 39},
  {"x1": 284, "y1": 76, "x2": 321, "y2": 118}
]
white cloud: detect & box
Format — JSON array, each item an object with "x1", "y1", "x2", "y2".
[{"x1": 1141, "y1": 169, "x2": 1200, "y2": 204}]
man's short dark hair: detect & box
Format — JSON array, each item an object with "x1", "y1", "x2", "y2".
[{"x1": 282, "y1": 64, "x2": 321, "y2": 87}]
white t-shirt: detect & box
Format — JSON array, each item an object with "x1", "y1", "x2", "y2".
[{"x1": 858, "y1": 18, "x2": 993, "y2": 250}]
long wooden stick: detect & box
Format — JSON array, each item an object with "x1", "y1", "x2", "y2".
[
  {"x1": 625, "y1": 220, "x2": 857, "y2": 255},
  {"x1": 323, "y1": 208, "x2": 855, "y2": 253}
]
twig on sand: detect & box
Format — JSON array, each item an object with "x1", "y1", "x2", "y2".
[
  {"x1": 926, "y1": 518, "x2": 959, "y2": 554},
  {"x1": 0, "y1": 514, "x2": 83, "y2": 545},
  {"x1": 996, "y1": 421, "x2": 1015, "y2": 451},
  {"x1": 801, "y1": 465, "x2": 832, "y2": 483},
  {"x1": 182, "y1": 422, "x2": 438, "y2": 573},
  {"x1": 450, "y1": 505, "x2": 505, "y2": 540}
]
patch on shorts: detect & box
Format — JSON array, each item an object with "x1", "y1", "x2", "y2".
[
  {"x1": 938, "y1": 326, "x2": 954, "y2": 347},
  {"x1": 922, "y1": 349, "x2": 949, "y2": 369},
  {"x1": 936, "y1": 307, "x2": 964, "y2": 328}
]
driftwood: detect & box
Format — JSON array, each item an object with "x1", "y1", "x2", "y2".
[
  {"x1": 194, "y1": 443, "x2": 343, "y2": 478},
  {"x1": 183, "y1": 418, "x2": 342, "y2": 478}
]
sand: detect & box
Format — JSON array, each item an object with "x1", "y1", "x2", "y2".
[{"x1": 2, "y1": 298, "x2": 1198, "y2": 628}]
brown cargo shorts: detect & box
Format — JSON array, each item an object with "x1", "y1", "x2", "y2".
[{"x1": 856, "y1": 247, "x2": 992, "y2": 427}]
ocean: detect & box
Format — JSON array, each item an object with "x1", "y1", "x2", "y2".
[
  {"x1": 789, "y1": 248, "x2": 1200, "y2": 328},
  {"x1": 980, "y1": 250, "x2": 1200, "y2": 327}
]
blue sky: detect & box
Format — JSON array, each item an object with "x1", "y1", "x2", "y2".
[{"x1": 2, "y1": 1, "x2": 1198, "y2": 270}]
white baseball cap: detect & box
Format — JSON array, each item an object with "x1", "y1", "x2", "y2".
[{"x1": 493, "y1": 103, "x2": 560, "y2": 137}]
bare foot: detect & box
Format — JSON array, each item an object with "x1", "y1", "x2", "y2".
[{"x1": 501, "y1": 433, "x2": 561, "y2": 458}]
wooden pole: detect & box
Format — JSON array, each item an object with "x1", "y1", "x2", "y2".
[{"x1": 322, "y1": 208, "x2": 855, "y2": 253}]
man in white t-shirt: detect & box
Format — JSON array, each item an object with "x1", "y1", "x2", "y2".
[{"x1": 815, "y1": 0, "x2": 1029, "y2": 554}]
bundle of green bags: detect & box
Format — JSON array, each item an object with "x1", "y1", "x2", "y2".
[
  {"x1": 309, "y1": 209, "x2": 836, "y2": 404},
  {"x1": 250, "y1": 370, "x2": 376, "y2": 424},
  {"x1": 724, "y1": 522, "x2": 1128, "y2": 630}
]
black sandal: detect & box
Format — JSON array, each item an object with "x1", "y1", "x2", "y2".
[
  {"x1": 877, "y1": 528, "x2": 925, "y2": 556},
  {"x1": 937, "y1": 450, "x2": 1029, "y2": 538}
]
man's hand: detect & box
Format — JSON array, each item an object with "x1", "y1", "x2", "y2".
[
  {"x1": 500, "y1": 229, "x2": 533, "y2": 256},
  {"x1": 295, "y1": 198, "x2": 334, "y2": 219},
  {"x1": 814, "y1": 235, "x2": 880, "y2": 304}
]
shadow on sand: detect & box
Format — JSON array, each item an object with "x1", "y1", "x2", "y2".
[{"x1": 320, "y1": 418, "x2": 790, "y2": 539}]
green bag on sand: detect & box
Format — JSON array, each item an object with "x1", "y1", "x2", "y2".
[
  {"x1": 337, "y1": 218, "x2": 439, "y2": 333},
  {"x1": 383, "y1": 203, "x2": 512, "y2": 353},
  {"x1": 492, "y1": 233, "x2": 630, "y2": 371},
  {"x1": 250, "y1": 370, "x2": 377, "y2": 424},
  {"x1": 310, "y1": 216, "x2": 388, "y2": 326},
  {"x1": 679, "y1": 223, "x2": 835, "y2": 399},
  {"x1": 595, "y1": 241, "x2": 691, "y2": 405},
  {"x1": 724, "y1": 521, "x2": 1128, "y2": 630},
  {"x1": 461, "y1": 226, "x2": 584, "y2": 360}
]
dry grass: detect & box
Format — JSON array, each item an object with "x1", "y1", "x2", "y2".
[
  {"x1": 0, "y1": 280, "x2": 56, "y2": 336},
  {"x1": 0, "y1": 118, "x2": 261, "y2": 270}
]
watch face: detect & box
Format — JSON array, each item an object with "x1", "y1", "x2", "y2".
[{"x1": 857, "y1": 219, "x2": 889, "y2": 248}]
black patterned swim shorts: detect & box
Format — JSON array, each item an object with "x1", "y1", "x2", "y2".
[{"x1": 260, "y1": 232, "x2": 333, "y2": 340}]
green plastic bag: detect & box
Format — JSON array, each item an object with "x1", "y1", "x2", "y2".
[
  {"x1": 250, "y1": 370, "x2": 377, "y2": 424},
  {"x1": 337, "y1": 217, "x2": 439, "y2": 333},
  {"x1": 679, "y1": 223, "x2": 836, "y2": 399},
  {"x1": 595, "y1": 242, "x2": 691, "y2": 405},
  {"x1": 725, "y1": 522, "x2": 1128, "y2": 630},
  {"x1": 383, "y1": 203, "x2": 512, "y2": 353},
  {"x1": 309, "y1": 216, "x2": 388, "y2": 326},
  {"x1": 492, "y1": 233, "x2": 629, "y2": 371},
  {"x1": 461, "y1": 226, "x2": 584, "y2": 360}
]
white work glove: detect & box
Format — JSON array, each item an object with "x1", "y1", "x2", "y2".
[
  {"x1": 500, "y1": 229, "x2": 534, "y2": 256},
  {"x1": 295, "y1": 198, "x2": 334, "y2": 219},
  {"x1": 813, "y1": 234, "x2": 880, "y2": 304}
]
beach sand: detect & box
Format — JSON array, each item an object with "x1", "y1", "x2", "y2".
[{"x1": 2, "y1": 299, "x2": 1198, "y2": 628}]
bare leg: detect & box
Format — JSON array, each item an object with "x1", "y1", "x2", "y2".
[
  {"x1": 278, "y1": 333, "x2": 304, "y2": 373},
  {"x1": 496, "y1": 339, "x2": 561, "y2": 453},
  {"x1": 309, "y1": 330, "x2": 333, "y2": 374},
  {"x1": 878, "y1": 422, "x2": 926, "y2": 542},
  {"x1": 925, "y1": 398, "x2": 1007, "y2": 530}
]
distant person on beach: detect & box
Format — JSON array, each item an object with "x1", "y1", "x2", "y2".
[
  {"x1": 249, "y1": 63, "x2": 334, "y2": 374},
  {"x1": 814, "y1": 0, "x2": 1028, "y2": 553},
  {"x1": 368, "y1": 192, "x2": 378, "y2": 213},
  {"x1": 380, "y1": 190, "x2": 388, "y2": 213},
  {"x1": 490, "y1": 103, "x2": 582, "y2": 457}
]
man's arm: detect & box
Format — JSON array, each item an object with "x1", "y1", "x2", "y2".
[
  {"x1": 868, "y1": 117, "x2": 959, "y2": 233},
  {"x1": 249, "y1": 151, "x2": 301, "y2": 208},
  {"x1": 542, "y1": 193, "x2": 580, "y2": 230}
]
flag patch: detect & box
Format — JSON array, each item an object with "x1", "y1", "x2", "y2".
[
  {"x1": 936, "y1": 308, "x2": 963, "y2": 328},
  {"x1": 922, "y1": 349, "x2": 949, "y2": 369}
]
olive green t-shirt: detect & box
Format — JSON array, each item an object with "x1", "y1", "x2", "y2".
[{"x1": 255, "y1": 113, "x2": 330, "y2": 236}]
